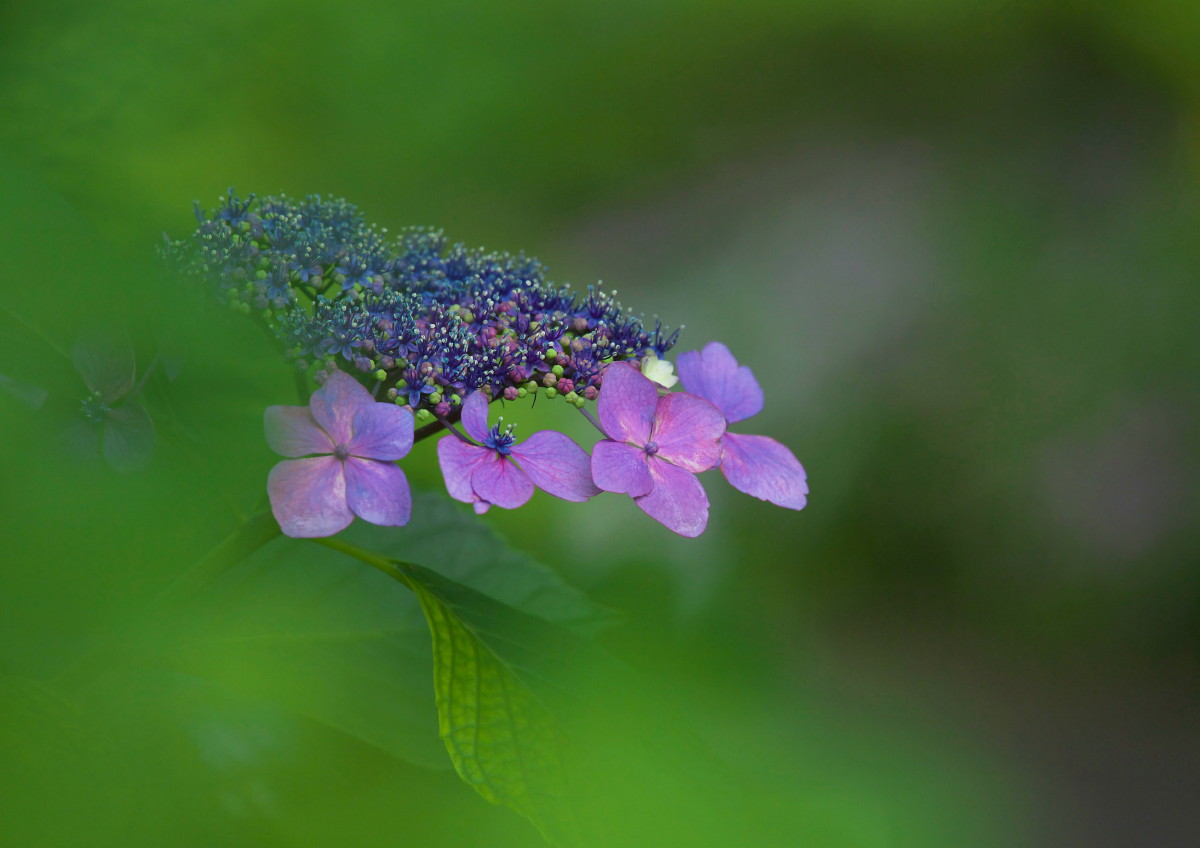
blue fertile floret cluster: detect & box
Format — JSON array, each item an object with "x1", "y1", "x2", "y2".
[{"x1": 166, "y1": 190, "x2": 679, "y2": 424}]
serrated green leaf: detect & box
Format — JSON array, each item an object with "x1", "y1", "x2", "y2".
[{"x1": 400, "y1": 561, "x2": 585, "y2": 847}]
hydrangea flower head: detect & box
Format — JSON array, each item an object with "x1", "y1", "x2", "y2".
[
  {"x1": 590, "y1": 362, "x2": 725, "y2": 536},
  {"x1": 677, "y1": 342, "x2": 808, "y2": 510},
  {"x1": 167, "y1": 191, "x2": 679, "y2": 426},
  {"x1": 437, "y1": 390, "x2": 599, "y2": 513},
  {"x1": 265, "y1": 371, "x2": 414, "y2": 537}
]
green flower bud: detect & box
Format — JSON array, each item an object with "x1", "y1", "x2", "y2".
[
  {"x1": 544, "y1": 387, "x2": 558, "y2": 399},
  {"x1": 551, "y1": 364, "x2": 565, "y2": 377},
  {"x1": 373, "y1": 369, "x2": 387, "y2": 381}
]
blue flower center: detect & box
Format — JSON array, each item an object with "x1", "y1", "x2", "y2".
[
  {"x1": 333, "y1": 443, "x2": 351, "y2": 461},
  {"x1": 484, "y1": 421, "x2": 517, "y2": 456},
  {"x1": 644, "y1": 441, "x2": 659, "y2": 456},
  {"x1": 80, "y1": 391, "x2": 109, "y2": 424}
]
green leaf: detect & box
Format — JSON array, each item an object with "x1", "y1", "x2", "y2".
[
  {"x1": 390, "y1": 558, "x2": 772, "y2": 848},
  {"x1": 166, "y1": 491, "x2": 611, "y2": 773},
  {"x1": 400, "y1": 561, "x2": 586, "y2": 846}
]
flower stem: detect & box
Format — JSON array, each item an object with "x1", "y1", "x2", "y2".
[
  {"x1": 578, "y1": 406, "x2": 606, "y2": 435},
  {"x1": 311, "y1": 536, "x2": 415, "y2": 591}
]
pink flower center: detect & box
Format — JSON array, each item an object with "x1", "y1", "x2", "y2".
[
  {"x1": 333, "y1": 443, "x2": 351, "y2": 461},
  {"x1": 644, "y1": 441, "x2": 659, "y2": 456}
]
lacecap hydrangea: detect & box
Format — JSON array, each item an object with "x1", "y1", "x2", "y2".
[{"x1": 167, "y1": 190, "x2": 807, "y2": 537}]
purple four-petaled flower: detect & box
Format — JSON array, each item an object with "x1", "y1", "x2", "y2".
[
  {"x1": 437, "y1": 390, "x2": 599, "y2": 513},
  {"x1": 590, "y1": 361, "x2": 726, "y2": 537},
  {"x1": 676, "y1": 341, "x2": 808, "y2": 510},
  {"x1": 265, "y1": 370, "x2": 414, "y2": 537}
]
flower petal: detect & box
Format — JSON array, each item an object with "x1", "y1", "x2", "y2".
[
  {"x1": 512, "y1": 430, "x2": 600, "y2": 502},
  {"x1": 460, "y1": 390, "x2": 491, "y2": 443},
  {"x1": 635, "y1": 458, "x2": 710, "y2": 537},
  {"x1": 597, "y1": 361, "x2": 657, "y2": 445},
  {"x1": 470, "y1": 453, "x2": 535, "y2": 509},
  {"x1": 267, "y1": 456, "x2": 353, "y2": 538},
  {"x1": 265, "y1": 406, "x2": 332, "y2": 457},
  {"x1": 676, "y1": 341, "x2": 763, "y2": 424},
  {"x1": 102, "y1": 403, "x2": 155, "y2": 473},
  {"x1": 349, "y1": 402, "x2": 413, "y2": 460},
  {"x1": 344, "y1": 457, "x2": 412, "y2": 527},
  {"x1": 73, "y1": 333, "x2": 135, "y2": 403},
  {"x1": 590, "y1": 439, "x2": 653, "y2": 497},
  {"x1": 309, "y1": 371, "x2": 373, "y2": 445},
  {"x1": 649, "y1": 392, "x2": 725, "y2": 473},
  {"x1": 720, "y1": 432, "x2": 808, "y2": 510},
  {"x1": 437, "y1": 436, "x2": 492, "y2": 505}
]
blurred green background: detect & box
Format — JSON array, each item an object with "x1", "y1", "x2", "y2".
[{"x1": 2, "y1": 0, "x2": 1199, "y2": 845}]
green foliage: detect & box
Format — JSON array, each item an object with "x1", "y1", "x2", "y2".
[
  {"x1": 168, "y1": 492, "x2": 611, "y2": 775},
  {"x1": 404, "y1": 562, "x2": 581, "y2": 845}
]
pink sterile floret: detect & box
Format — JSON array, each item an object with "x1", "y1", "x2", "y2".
[
  {"x1": 676, "y1": 341, "x2": 807, "y2": 511},
  {"x1": 265, "y1": 370, "x2": 414, "y2": 537},
  {"x1": 590, "y1": 361, "x2": 726, "y2": 537},
  {"x1": 437, "y1": 389, "x2": 599, "y2": 513}
]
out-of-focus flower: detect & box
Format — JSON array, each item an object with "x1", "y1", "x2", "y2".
[
  {"x1": 437, "y1": 390, "x2": 598, "y2": 513},
  {"x1": 590, "y1": 362, "x2": 725, "y2": 537},
  {"x1": 265, "y1": 370, "x2": 414, "y2": 537},
  {"x1": 676, "y1": 341, "x2": 807, "y2": 510},
  {"x1": 67, "y1": 334, "x2": 155, "y2": 473}
]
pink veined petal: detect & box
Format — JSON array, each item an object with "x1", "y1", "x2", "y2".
[
  {"x1": 470, "y1": 453, "x2": 536, "y2": 509},
  {"x1": 649, "y1": 392, "x2": 726, "y2": 473},
  {"x1": 597, "y1": 361, "x2": 658, "y2": 445},
  {"x1": 267, "y1": 456, "x2": 353, "y2": 538},
  {"x1": 511, "y1": 430, "x2": 600, "y2": 502},
  {"x1": 265, "y1": 406, "x2": 333, "y2": 457},
  {"x1": 459, "y1": 390, "x2": 491, "y2": 443},
  {"x1": 437, "y1": 436, "x2": 493, "y2": 505},
  {"x1": 720, "y1": 432, "x2": 808, "y2": 510},
  {"x1": 349, "y1": 402, "x2": 414, "y2": 460},
  {"x1": 676, "y1": 341, "x2": 764, "y2": 424},
  {"x1": 309, "y1": 371, "x2": 374, "y2": 445},
  {"x1": 344, "y1": 457, "x2": 412, "y2": 527},
  {"x1": 590, "y1": 439, "x2": 654, "y2": 497},
  {"x1": 634, "y1": 458, "x2": 710, "y2": 538}
]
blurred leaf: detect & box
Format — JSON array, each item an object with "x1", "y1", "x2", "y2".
[
  {"x1": 0, "y1": 675, "x2": 125, "y2": 842},
  {"x1": 339, "y1": 494, "x2": 617, "y2": 635},
  {"x1": 167, "y1": 491, "x2": 612, "y2": 775}
]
